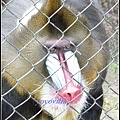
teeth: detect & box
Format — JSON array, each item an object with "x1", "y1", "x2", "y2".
[{"x1": 46, "y1": 51, "x2": 82, "y2": 87}]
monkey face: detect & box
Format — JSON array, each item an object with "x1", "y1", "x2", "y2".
[{"x1": 37, "y1": 40, "x2": 88, "y2": 119}]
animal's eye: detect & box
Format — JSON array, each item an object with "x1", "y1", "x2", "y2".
[
  {"x1": 64, "y1": 44, "x2": 72, "y2": 51},
  {"x1": 65, "y1": 44, "x2": 71, "y2": 49},
  {"x1": 50, "y1": 47, "x2": 56, "y2": 52}
]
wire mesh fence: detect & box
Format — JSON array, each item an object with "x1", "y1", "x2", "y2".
[
  {"x1": 98, "y1": 0, "x2": 119, "y2": 119},
  {"x1": 2, "y1": 0, "x2": 119, "y2": 120}
]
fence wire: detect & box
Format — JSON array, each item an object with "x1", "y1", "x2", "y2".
[{"x1": 2, "y1": 0, "x2": 119, "y2": 120}]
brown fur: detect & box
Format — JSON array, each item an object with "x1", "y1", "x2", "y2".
[{"x1": 2, "y1": 0, "x2": 109, "y2": 119}]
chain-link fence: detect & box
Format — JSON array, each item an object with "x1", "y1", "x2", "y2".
[
  {"x1": 99, "y1": 0, "x2": 119, "y2": 119},
  {"x1": 2, "y1": 0, "x2": 119, "y2": 120}
]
